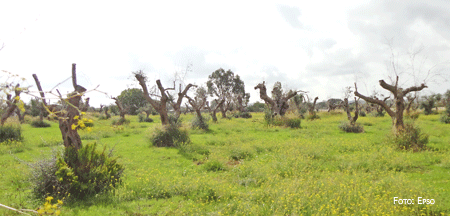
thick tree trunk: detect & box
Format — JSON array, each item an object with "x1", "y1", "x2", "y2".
[{"x1": 59, "y1": 93, "x2": 83, "y2": 150}]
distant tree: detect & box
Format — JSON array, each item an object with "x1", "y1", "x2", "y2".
[
  {"x1": 205, "y1": 98, "x2": 225, "y2": 122},
  {"x1": 440, "y1": 90, "x2": 450, "y2": 123},
  {"x1": 117, "y1": 88, "x2": 147, "y2": 115},
  {"x1": 327, "y1": 98, "x2": 343, "y2": 112},
  {"x1": 207, "y1": 68, "x2": 244, "y2": 118},
  {"x1": 254, "y1": 81, "x2": 304, "y2": 116},
  {"x1": 0, "y1": 80, "x2": 27, "y2": 125},
  {"x1": 186, "y1": 86, "x2": 208, "y2": 129},
  {"x1": 247, "y1": 101, "x2": 266, "y2": 112},
  {"x1": 112, "y1": 97, "x2": 128, "y2": 120},
  {"x1": 343, "y1": 85, "x2": 360, "y2": 125},
  {"x1": 420, "y1": 94, "x2": 440, "y2": 115},
  {"x1": 138, "y1": 103, "x2": 154, "y2": 118}
]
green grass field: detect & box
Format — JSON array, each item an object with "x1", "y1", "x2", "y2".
[{"x1": 1, "y1": 111, "x2": 449, "y2": 215}]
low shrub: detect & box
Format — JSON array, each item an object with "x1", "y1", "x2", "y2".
[
  {"x1": 138, "y1": 114, "x2": 153, "y2": 123},
  {"x1": 111, "y1": 118, "x2": 130, "y2": 126},
  {"x1": 393, "y1": 122, "x2": 428, "y2": 151},
  {"x1": 151, "y1": 124, "x2": 190, "y2": 147},
  {"x1": 405, "y1": 111, "x2": 420, "y2": 120},
  {"x1": 191, "y1": 115, "x2": 209, "y2": 130},
  {"x1": 306, "y1": 113, "x2": 320, "y2": 120},
  {"x1": 31, "y1": 143, "x2": 124, "y2": 200},
  {"x1": 178, "y1": 144, "x2": 210, "y2": 161},
  {"x1": 203, "y1": 160, "x2": 226, "y2": 172},
  {"x1": 371, "y1": 111, "x2": 385, "y2": 117},
  {"x1": 338, "y1": 121, "x2": 364, "y2": 133},
  {"x1": 265, "y1": 112, "x2": 301, "y2": 129},
  {"x1": 234, "y1": 112, "x2": 252, "y2": 119},
  {"x1": 359, "y1": 110, "x2": 366, "y2": 117},
  {"x1": 230, "y1": 147, "x2": 254, "y2": 161},
  {"x1": 440, "y1": 114, "x2": 450, "y2": 124},
  {"x1": 31, "y1": 120, "x2": 51, "y2": 128},
  {"x1": 83, "y1": 121, "x2": 94, "y2": 127},
  {"x1": 285, "y1": 118, "x2": 301, "y2": 128},
  {"x1": 98, "y1": 114, "x2": 111, "y2": 120},
  {"x1": 0, "y1": 124, "x2": 23, "y2": 143}
]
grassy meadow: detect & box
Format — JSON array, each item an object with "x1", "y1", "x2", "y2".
[{"x1": 1, "y1": 111, "x2": 449, "y2": 215}]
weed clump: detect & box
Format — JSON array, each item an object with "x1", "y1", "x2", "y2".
[
  {"x1": 191, "y1": 115, "x2": 209, "y2": 130},
  {"x1": 98, "y1": 114, "x2": 111, "y2": 120},
  {"x1": 306, "y1": 113, "x2": 320, "y2": 120},
  {"x1": 111, "y1": 118, "x2": 130, "y2": 125},
  {"x1": 359, "y1": 110, "x2": 366, "y2": 117},
  {"x1": 230, "y1": 147, "x2": 254, "y2": 161},
  {"x1": 30, "y1": 143, "x2": 124, "y2": 200},
  {"x1": 138, "y1": 114, "x2": 153, "y2": 123},
  {"x1": 0, "y1": 124, "x2": 23, "y2": 143},
  {"x1": 393, "y1": 122, "x2": 428, "y2": 151},
  {"x1": 405, "y1": 111, "x2": 420, "y2": 120},
  {"x1": 234, "y1": 112, "x2": 252, "y2": 119},
  {"x1": 151, "y1": 124, "x2": 190, "y2": 147},
  {"x1": 338, "y1": 121, "x2": 364, "y2": 133},
  {"x1": 204, "y1": 160, "x2": 226, "y2": 172},
  {"x1": 264, "y1": 108, "x2": 301, "y2": 128},
  {"x1": 31, "y1": 120, "x2": 51, "y2": 128}
]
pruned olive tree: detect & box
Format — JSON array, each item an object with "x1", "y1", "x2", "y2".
[
  {"x1": 185, "y1": 86, "x2": 208, "y2": 129},
  {"x1": 111, "y1": 97, "x2": 128, "y2": 120},
  {"x1": 254, "y1": 81, "x2": 305, "y2": 116},
  {"x1": 0, "y1": 83, "x2": 26, "y2": 126},
  {"x1": 32, "y1": 63, "x2": 88, "y2": 150},
  {"x1": 343, "y1": 85, "x2": 360, "y2": 125},
  {"x1": 355, "y1": 76, "x2": 427, "y2": 130},
  {"x1": 205, "y1": 98, "x2": 225, "y2": 122},
  {"x1": 134, "y1": 70, "x2": 196, "y2": 126}
]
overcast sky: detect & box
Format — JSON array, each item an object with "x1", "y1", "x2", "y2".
[{"x1": 1, "y1": 0, "x2": 450, "y2": 107}]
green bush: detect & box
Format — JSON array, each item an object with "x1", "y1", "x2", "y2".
[
  {"x1": 138, "y1": 114, "x2": 153, "y2": 123},
  {"x1": 203, "y1": 160, "x2": 226, "y2": 172},
  {"x1": 285, "y1": 118, "x2": 301, "y2": 128},
  {"x1": 393, "y1": 122, "x2": 428, "y2": 151},
  {"x1": 371, "y1": 111, "x2": 385, "y2": 117},
  {"x1": 83, "y1": 121, "x2": 94, "y2": 127},
  {"x1": 234, "y1": 112, "x2": 252, "y2": 119},
  {"x1": 306, "y1": 113, "x2": 320, "y2": 120},
  {"x1": 151, "y1": 124, "x2": 190, "y2": 147},
  {"x1": 359, "y1": 110, "x2": 366, "y2": 117},
  {"x1": 191, "y1": 115, "x2": 209, "y2": 130},
  {"x1": 0, "y1": 124, "x2": 23, "y2": 143},
  {"x1": 338, "y1": 121, "x2": 364, "y2": 133},
  {"x1": 31, "y1": 120, "x2": 51, "y2": 128},
  {"x1": 178, "y1": 144, "x2": 210, "y2": 161},
  {"x1": 98, "y1": 114, "x2": 110, "y2": 120},
  {"x1": 111, "y1": 118, "x2": 130, "y2": 126},
  {"x1": 439, "y1": 114, "x2": 450, "y2": 124},
  {"x1": 405, "y1": 111, "x2": 420, "y2": 120},
  {"x1": 230, "y1": 147, "x2": 253, "y2": 161},
  {"x1": 31, "y1": 143, "x2": 124, "y2": 200}
]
